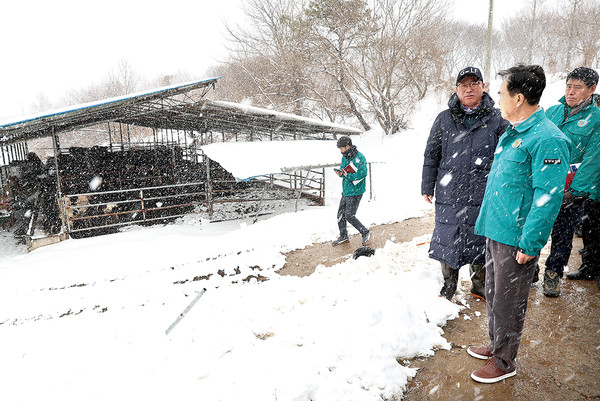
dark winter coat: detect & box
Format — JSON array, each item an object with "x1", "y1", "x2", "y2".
[{"x1": 421, "y1": 92, "x2": 508, "y2": 269}]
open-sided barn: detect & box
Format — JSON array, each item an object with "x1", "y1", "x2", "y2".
[{"x1": 0, "y1": 78, "x2": 361, "y2": 250}]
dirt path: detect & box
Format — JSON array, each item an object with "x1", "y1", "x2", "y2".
[
  {"x1": 279, "y1": 213, "x2": 600, "y2": 400},
  {"x1": 279, "y1": 214, "x2": 435, "y2": 277}
]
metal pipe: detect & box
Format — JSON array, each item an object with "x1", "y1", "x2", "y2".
[
  {"x1": 368, "y1": 162, "x2": 373, "y2": 200},
  {"x1": 253, "y1": 184, "x2": 267, "y2": 223},
  {"x1": 140, "y1": 189, "x2": 146, "y2": 221},
  {"x1": 206, "y1": 154, "x2": 213, "y2": 216},
  {"x1": 322, "y1": 167, "x2": 326, "y2": 205},
  {"x1": 119, "y1": 123, "x2": 124, "y2": 151},
  {"x1": 51, "y1": 127, "x2": 66, "y2": 235},
  {"x1": 107, "y1": 123, "x2": 113, "y2": 150},
  {"x1": 295, "y1": 170, "x2": 308, "y2": 212}
]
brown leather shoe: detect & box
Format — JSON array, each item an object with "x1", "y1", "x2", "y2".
[
  {"x1": 471, "y1": 358, "x2": 516, "y2": 383},
  {"x1": 467, "y1": 345, "x2": 492, "y2": 360}
]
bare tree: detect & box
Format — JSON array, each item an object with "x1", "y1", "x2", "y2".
[
  {"x1": 221, "y1": 0, "x2": 315, "y2": 114},
  {"x1": 350, "y1": 0, "x2": 450, "y2": 134},
  {"x1": 30, "y1": 92, "x2": 54, "y2": 113},
  {"x1": 569, "y1": 0, "x2": 600, "y2": 67},
  {"x1": 103, "y1": 58, "x2": 140, "y2": 97},
  {"x1": 302, "y1": 0, "x2": 376, "y2": 130}
]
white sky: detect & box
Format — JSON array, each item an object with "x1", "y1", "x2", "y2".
[{"x1": 0, "y1": 0, "x2": 549, "y2": 121}]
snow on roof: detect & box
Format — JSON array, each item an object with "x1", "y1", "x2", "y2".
[
  {"x1": 210, "y1": 100, "x2": 362, "y2": 135},
  {"x1": 201, "y1": 140, "x2": 343, "y2": 181},
  {"x1": 0, "y1": 77, "x2": 219, "y2": 129}
]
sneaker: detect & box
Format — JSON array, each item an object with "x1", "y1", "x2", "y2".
[
  {"x1": 361, "y1": 231, "x2": 372, "y2": 246},
  {"x1": 332, "y1": 236, "x2": 349, "y2": 246},
  {"x1": 565, "y1": 265, "x2": 600, "y2": 280},
  {"x1": 543, "y1": 271, "x2": 560, "y2": 297},
  {"x1": 471, "y1": 358, "x2": 516, "y2": 383},
  {"x1": 467, "y1": 346, "x2": 492, "y2": 360}
]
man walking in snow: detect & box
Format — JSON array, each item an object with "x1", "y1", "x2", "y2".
[
  {"x1": 421, "y1": 66, "x2": 508, "y2": 301},
  {"x1": 469, "y1": 64, "x2": 571, "y2": 383},
  {"x1": 332, "y1": 136, "x2": 371, "y2": 246},
  {"x1": 541, "y1": 67, "x2": 600, "y2": 296}
]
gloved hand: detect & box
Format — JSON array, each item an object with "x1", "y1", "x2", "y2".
[{"x1": 562, "y1": 190, "x2": 576, "y2": 206}]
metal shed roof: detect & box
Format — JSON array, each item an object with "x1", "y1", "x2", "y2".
[{"x1": 0, "y1": 78, "x2": 361, "y2": 146}]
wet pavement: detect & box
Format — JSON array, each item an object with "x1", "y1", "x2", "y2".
[
  {"x1": 281, "y1": 214, "x2": 600, "y2": 400},
  {"x1": 403, "y1": 236, "x2": 600, "y2": 400}
]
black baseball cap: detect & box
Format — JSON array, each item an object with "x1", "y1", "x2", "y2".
[{"x1": 456, "y1": 67, "x2": 483, "y2": 85}]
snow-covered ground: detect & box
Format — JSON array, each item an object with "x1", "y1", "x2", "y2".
[{"x1": 0, "y1": 74, "x2": 574, "y2": 400}]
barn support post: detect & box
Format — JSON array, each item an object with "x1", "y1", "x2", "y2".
[
  {"x1": 184, "y1": 130, "x2": 189, "y2": 160},
  {"x1": 369, "y1": 162, "x2": 373, "y2": 200},
  {"x1": 205, "y1": 154, "x2": 213, "y2": 216},
  {"x1": 1, "y1": 146, "x2": 6, "y2": 165},
  {"x1": 127, "y1": 124, "x2": 131, "y2": 145},
  {"x1": 194, "y1": 132, "x2": 199, "y2": 163},
  {"x1": 51, "y1": 127, "x2": 67, "y2": 235},
  {"x1": 295, "y1": 170, "x2": 308, "y2": 213},
  {"x1": 253, "y1": 183, "x2": 267, "y2": 223},
  {"x1": 119, "y1": 123, "x2": 124, "y2": 151},
  {"x1": 140, "y1": 189, "x2": 146, "y2": 221},
  {"x1": 107, "y1": 123, "x2": 113, "y2": 150},
  {"x1": 321, "y1": 167, "x2": 326, "y2": 206}
]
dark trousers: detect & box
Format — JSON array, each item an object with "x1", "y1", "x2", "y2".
[
  {"x1": 545, "y1": 198, "x2": 584, "y2": 276},
  {"x1": 337, "y1": 194, "x2": 367, "y2": 238},
  {"x1": 582, "y1": 198, "x2": 600, "y2": 268},
  {"x1": 485, "y1": 238, "x2": 538, "y2": 373}
]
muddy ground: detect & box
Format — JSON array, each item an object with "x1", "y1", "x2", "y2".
[{"x1": 279, "y1": 213, "x2": 600, "y2": 400}]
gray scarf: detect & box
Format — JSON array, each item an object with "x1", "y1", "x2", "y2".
[{"x1": 565, "y1": 96, "x2": 593, "y2": 121}]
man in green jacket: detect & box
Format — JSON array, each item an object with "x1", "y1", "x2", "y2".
[
  {"x1": 582, "y1": 175, "x2": 600, "y2": 289},
  {"x1": 542, "y1": 67, "x2": 600, "y2": 296},
  {"x1": 332, "y1": 136, "x2": 371, "y2": 246},
  {"x1": 468, "y1": 65, "x2": 571, "y2": 383}
]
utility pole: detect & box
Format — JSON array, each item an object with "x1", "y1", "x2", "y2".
[{"x1": 485, "y1": 0, "x2": 494, "y2": 83}]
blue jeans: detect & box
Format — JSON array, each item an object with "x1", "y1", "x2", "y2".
[
  {"x1": 545, "y1": 197, "x2": 584, "y2": 277},
  {"x1": 337, "y1": 194, "x2": 368, "y2": 238}
]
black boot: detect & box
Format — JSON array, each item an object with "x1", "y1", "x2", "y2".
[
  {"x1": 532, "y1": 263, "x2": 540, "y2": 283},
  {"x1": 469, "y1": 264, "x2": 486, "y2": 301},
  {"x1": 565, "y1": 264, "x2": 600, "y2": 280},
  {"x1": 440, "y1": 263, "x2": 459, "y2": 300}
]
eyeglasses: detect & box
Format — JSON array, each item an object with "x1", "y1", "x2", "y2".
[{"x1": 456, "y1": 81, "x2": 483, "y2": 89}]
